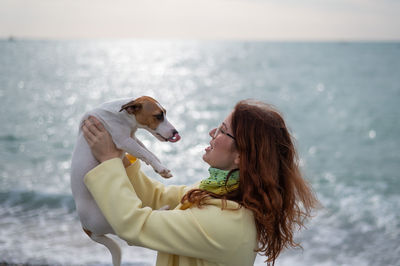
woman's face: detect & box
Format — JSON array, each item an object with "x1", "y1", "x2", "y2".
[{"x1": 203, "y1": 113, "x2": 240, "y2": 170}]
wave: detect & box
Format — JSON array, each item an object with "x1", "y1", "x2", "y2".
[
  {"x1": 0, "y1": 135, "x2": 25, "y2": 142},
  {"x1": 0, "y1": 189, "x2": 75, "y2": 213}
]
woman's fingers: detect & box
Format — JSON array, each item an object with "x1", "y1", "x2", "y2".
[
  {"x1": 84, "y1": 116, "x2": 101, "y2": 136},
  {"x1": 82, "y1": 117, "x2": 103, "y2": 146},
  {"x1": 81, "y1": 116, "x2": 122, "y2": 163},
  {"x1": 82, "y1": 123, "x2": 95, "y2": 146},
  {"x1": 89, "y1": 116, "x2": 106, "y2": 132}
]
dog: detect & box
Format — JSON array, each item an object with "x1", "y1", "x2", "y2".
[{"x1": 70, "y1": 96, "x2": 180, "y2": 266}]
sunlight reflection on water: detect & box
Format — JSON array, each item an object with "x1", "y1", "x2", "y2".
[{"x1": 0, "y1": 40, "x2": 399, "y2": 265}]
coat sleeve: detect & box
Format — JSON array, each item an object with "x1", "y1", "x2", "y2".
[
  {"x1": 84, "y1": 158, "x2": 242, "y2": 262},
  {"x1": 124, "y1": 160, "x2": 188, "y2": 210}
]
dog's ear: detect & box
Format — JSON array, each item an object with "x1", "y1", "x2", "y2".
[{"x1": 119, "y1": 100, "x2": 142, "y2": 114}]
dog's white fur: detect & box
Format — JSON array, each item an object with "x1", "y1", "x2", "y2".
[{"x1": 70, "y1": 96, "x2": 179, "y2": 266}]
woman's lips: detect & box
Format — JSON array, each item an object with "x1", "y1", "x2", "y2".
[{"x1": 205, "y1": 145, "x2": 213, "y2": 152}]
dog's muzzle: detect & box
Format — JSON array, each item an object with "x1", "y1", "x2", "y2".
[{"x1": 168, "y1": 130, "x2": 181, "y2": 142}]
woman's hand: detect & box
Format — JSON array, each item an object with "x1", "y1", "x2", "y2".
[{"x1": 82, "y1": 116, "x2": 123, "y2": 163}]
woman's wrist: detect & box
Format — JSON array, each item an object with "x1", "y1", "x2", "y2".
[{"x1": 99, "y1": 153, "x2": 121, "y2": 164}]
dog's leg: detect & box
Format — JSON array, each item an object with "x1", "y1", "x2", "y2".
[
  {"x1": 133, "y1": 136, "x2": 161, "y2": 164},
  {"x1": 84, "y1": 228, "x2": 122, "y2": 266},
  {"x1": 117, "y1": 137, "x2": 172, "y2": 178}
]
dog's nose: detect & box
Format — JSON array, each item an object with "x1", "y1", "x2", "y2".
[{"x1": 168, "y1": 129, "x2": 181, "y2": 142}]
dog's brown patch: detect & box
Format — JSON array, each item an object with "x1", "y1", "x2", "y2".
[{"x1": 120, "y1": 96, "x2": 166, "y2": 130}]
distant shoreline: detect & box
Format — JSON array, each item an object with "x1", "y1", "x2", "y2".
[
  {"x1": 0, "y1": 37, "x2": 400, "y2": 43},
  {"x1": 0, "y1": 262, "x2": 47, "y2": 266}
]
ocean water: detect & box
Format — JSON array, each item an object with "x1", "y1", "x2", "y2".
[{"x1": 0, "y1": 40, "x2": 399, "y2": 266}]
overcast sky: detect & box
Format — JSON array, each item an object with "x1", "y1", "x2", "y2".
[{"x1": 1, "y1": 0, "x2": 399, "y2": 40}]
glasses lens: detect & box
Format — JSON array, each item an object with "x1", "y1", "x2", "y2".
[{"x1": 213, "y1": 127, "x2": 220, "y2": 138}]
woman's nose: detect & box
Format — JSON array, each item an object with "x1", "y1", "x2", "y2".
[{"x1": 209, "y1": 128, "x2": 217, "y2": 138}]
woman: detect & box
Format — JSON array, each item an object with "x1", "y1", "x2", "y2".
[{"x1": 82, "y1": 99, "x2": 318, "y2": 266}]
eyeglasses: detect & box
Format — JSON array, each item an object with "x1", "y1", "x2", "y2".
[{"x1": 213, "y1": 124, "x2": 236, "y2": 140}]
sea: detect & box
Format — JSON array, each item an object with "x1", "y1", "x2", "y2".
[{"x1": 0, "y1": 39, "x2": 399, "y2": 266}]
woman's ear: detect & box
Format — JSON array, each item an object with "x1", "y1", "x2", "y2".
[{"x1": 234, "y1": 153, "x2": 240, "y2": 167}]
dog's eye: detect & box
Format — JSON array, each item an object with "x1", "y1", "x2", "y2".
[{"x1": 154, "y1": 113, "x2": 164, "y2": 121}]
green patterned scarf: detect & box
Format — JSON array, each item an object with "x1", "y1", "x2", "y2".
[{"x1": 199, "y1": 167, "x2": 240, "y2": 195}]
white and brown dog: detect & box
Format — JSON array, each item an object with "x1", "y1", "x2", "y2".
[{"x1": 70, "y1": 96, "x2": 180, "y2": 266}]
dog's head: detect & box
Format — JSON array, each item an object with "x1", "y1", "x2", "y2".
[{"x1": 120, "y1": 96, "x2": 181, "y2": 142}]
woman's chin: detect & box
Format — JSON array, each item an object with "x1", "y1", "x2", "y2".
[
  {"x1": 202, "y1": 153, "x2": 209, "y2": 163},
  {"x1": 202, "y1": 152, "x2": 212, "y2": 166}
]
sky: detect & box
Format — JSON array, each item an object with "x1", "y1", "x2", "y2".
[{"x1": 1, "y1": 0, "x2": 399, "y2": 41}]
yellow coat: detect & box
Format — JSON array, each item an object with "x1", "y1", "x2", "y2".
[{"x1": 84, "y1": 158, "x2": 257, "y2": 266}]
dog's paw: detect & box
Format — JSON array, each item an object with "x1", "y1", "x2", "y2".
[
  {"x1": 158, "y1": 169, "x2": 173, "y2": 179},
  {"x1": 153, "y1": 165, "x2": 172, "y2": 178}
]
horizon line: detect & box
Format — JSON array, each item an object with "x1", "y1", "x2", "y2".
[{"x1": 2, "y1": 36, "x2": 400, "y2": 43}]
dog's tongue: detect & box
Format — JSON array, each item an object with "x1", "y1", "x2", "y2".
[{"x1": 168, "y1": 132, "x2": 181, "y2": 143}]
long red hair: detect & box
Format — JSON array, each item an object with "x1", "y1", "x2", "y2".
[{"x1": 181, "y1": 99, "x2": 318, "y2": 265}]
